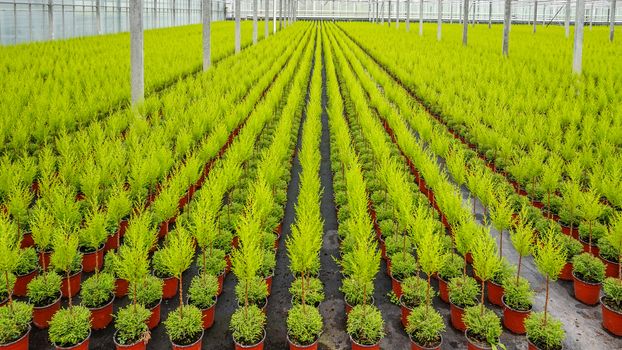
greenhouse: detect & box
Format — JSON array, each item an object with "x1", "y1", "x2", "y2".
[{"x1": 0, "y1": 1, "x2": 621, "y2": 350}]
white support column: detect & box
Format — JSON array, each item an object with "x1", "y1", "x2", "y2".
[
  {"x1": 279, "y1": 0, "x2": 282, "y2": 29},
  {"x1": 396, "y1": 0, "x2": 400, "y2": 27},
  {"x1": 565, "y1": 0, "x2": 571, "y2": 37},
  {"x1": 609, "y1": 0, "x2": 616, "y2": 42},
  {"x1": 235, "y1": 0, "x2": 240, "y2": 52},
  {"x1": 488, "y1": 0, "x2": 492, "y2": 28},
  {"x1": 265, "y1": 0, "x2": 269, "y2": 38},
  {"x1": 502, "y1": 0, "x2": 510, "y2": 55},
  {"x1": 542, "y1": 4, "x2": 546, "y2": 27},
  {"x1": 29, "y1": 3, "x2": 33, "y2": 41},
  {"x1": 406, "y1": 0, "x2": 410, "y2": 29},
  {"x1": 450, "y1": 1, "x2": 453, "y2": 23},
  {"x1": 572, "y1": 0, "x2": 585, "y2": 73},
  {"x1": 130, "y1": 0, "x2": 144, "y2": 105},
  {"x1": 274, "y1": 0, "x2": 277, "y2": 33},
  {"x1": 154, "y1": 0, "x2": 158, "y2": 28},
  {"x1": 463, "y1": 0, "x2": 469, "y2": 45},
  {"x1": 117, "y1": 0, "x2": 122, "y2": 31},
  {"x1": 253, "y1": 0, "x2": 258, "y2": 44},
  {"x1": 590, "y1": 4, "x2": 594, "y2": 29},
  {"x1": 471, "y1": 0, "x2": 475, "y2": 26},
  {"x1": 533, "y1": 0, "x2": 537, "y2": 33},
  {"x1": 388, "y1": 0, "x2": 392, "y2": 26},
  {"x1": 437, "y1": 0, "x2": 442, "y2": 40},
  {"x1": 419, "y1": 0, "x2": 423, "y2": 35},
  {"x1": 49, "y1": 0, "x2": 55, "y2": 39},
  {"x1": 203, "y1": 0, "x2": 211, "y2": 70}
]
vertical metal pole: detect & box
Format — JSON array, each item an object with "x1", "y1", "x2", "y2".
[
  {"x1": 502, "y1": 0, "x2": 510, "y2": 55},
  {"x1": 265, "y1": 0, "x2": 269, "y2": 38},
  {"x1": 450, "y1": 1, "x2": 453, "y2": 23},
  {"x1": 96, "y1": 0, "x2": 102, "y2": 34},
  {"x1": 235, "y1": 0, "x2": 240, "y2": 52},
  {"x1": 61, "y1": 0, "x2": 65, "y2": 37},
  {"x1": 49, "y1": 0, "x2": 54, "y2": 39},
  {"x1": 29, "y1": 3, "x2": 33, "y2": 41},
  {"x1": 173, "y1": 0, "x2": 176, "y2": 26},
  {"x1": 279, "y1": 0, "x2": 282, "y2": 28},
  {"x1": 471, "y1": 0, "x2": 475, "y2": 25},
  {"x1": 252, "y1": 0, "x2": 257, "y2": 44},
  {"x1": 533, "y1": 0, "x2": 537, "y2": 33},
  {"x1": 406, "y1": 0, "x2": 410, "y2": 30},
  {"x1": 203, "y1": 0, "x2": 211, "y2": 70},
  {"x1": 154, "y1": 0, "x2": 158, "y2": 27},
  {"x1": 565, "y1": 0, "x2": 571, "y2": 37},
  {"x1": 488, "y1": 0, "x2": 491, "y2": 28},
  {"x1": 590, "y1": 4, "x2": 594, "y2": 29},
  {"x1": 609, "y1": 0, "x2": 616, "y2": 42},
  {"x1": 273, "y1": 0, "x2": 276, "y2": 33},
  {"x1": 388, "y1": 0, "x2": 391, "y2": 26},
  {"x1": 130, "y1": 0, "x2": 144, "y2": 105},
  {"x1": 462, "y1": 0, "x2": 468, "y2": 44},
  {"x1": 459, "y1": 0, "x2": 462, "y2": 23},
  {"x1": 14, "y1": 0, "x2": 18, "y2": 44},
  {"x1": 419, "y1": 0, "x2": 423, "y2": 35},
  {"x1": 396, "y1": 0, "x2": 399, "y2": 27},
  {"x1": 437, "y1": 0, "x2": 442, "y2": 40},
  {"x1": 542, "y1": 4, "x2": 546, "y2": 27},
  {"x1": 573, "y1": 0, "x2": 585, "y2": 74}
]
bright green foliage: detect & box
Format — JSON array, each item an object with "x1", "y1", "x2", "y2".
[
  {"x1": 533, "y1": 232, "x2": 566, "y2": 282},
  {"x1": 188, "y1": 274, "x2": 219, "y2": 310},
  {"x1": 400, "y1": 276, "x2": 429, "y2": 309},
  {"x1": 559, "y1": 235, "x2": 583, "y2": 263},
  {"x1": 0, "y1": 301, "x2": 32, "y2": 344},
  {"x1": 572, "y1": 253, "x2": 605, "y2": 284},
  {"x1": 234, "y1": 276, "x2": 268, "y2": 307},
  {"x1": 524, "y1": 312, "x2": 565, "y2": 350},
  {"x1": 346, "y1": 304, "x2": 385, "y2": 346},
  {"x1": 114, "y1": 304, "x2": 151, "y2": 345},
  {"x1": 511, "y1": 219, "x2": 534, "y2": 259},
  {"x1": 287, "y1": 304, "x2": 323, "y2": 346},
  {"x1": 164, "y1": 305, "x2": 203, "y2": 346},
  {"x1": 503, "y1": 277, "x2": 534, "y2": 311},
  {"x1": 389, "y1": 253, "x2": 417, "y2": 280},
  {"x1": 156, "y1": 226, "x2": 195, "y2": 281},
  {"x1": 448, "y1": 276, "x2": 479, "y2": 308},
  {"x1": 603, "y1": 278, "x2": 622, "y2": 310},
  {"x1": 79, "y1": 210, "x2": 108, "y2": 252},
  {"x1": 463, "y1": 305, "x2": 503, "y2": 347},
  {"x1": 27, "y1": 271, "x2": 61, "y2": 306},
  {"x1": 48, "y1": 306, "x2": 91, "y2": 347},
  {"x1": 134, "y1": 275, "x2": 163, "y2": 308},
  {"x1": 439, "y1": 253, "x2": 465, "y2": 281},
  {"x1": 50, "y1": 229, "x2": 80, "y2": 277},
  {"x1": 230, "y1": 305, "x2": 266, "y2": 346},
  {"x1": 471, "y1": 235, "x2": 501, "y2": 284},
  {"x1": 417, "y1": 229, "x2": 446, "y2": 280},
  {"x1": 13, "y1": 248, "x2": 37, "y2": 276},
  {"x1": 80, "y1": 272, "x2": 115, "y2": 308},
  {"x1": 29, "y1": 207, "x2": 56, "y2": 252},
  {"x1": 116, "y1": 246, "x2": 150, "y2": 305},
  {"x1": 0, "y1": 216, "x2": 21, "y2": 299},
  {"x1": 405, "y1": 305, "x2": 444, "y2": 348},
  {"x1": 290, "y1": 277, "x2": 325, "y2": 306}
]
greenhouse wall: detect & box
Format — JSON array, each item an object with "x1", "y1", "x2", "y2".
[{"x1": 0, "y1": 0, "x2": 620, "y2": 45}]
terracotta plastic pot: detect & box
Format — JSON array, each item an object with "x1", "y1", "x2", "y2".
[
  {"x1": 438, "y1": 276, "x2": 450, "y2": 303},
  {"x1": 450, "y1": 302, "x2": 467, "y2": 331},
  {"x1": 115, "y1": 278, "x2": 129, "y2": 298},
  {"x1": 390, "y1": 275, "x2": 403, "y2": 298},
  {"x1": 104, "y1": 230, "x2": 121, "y2": 252},
  {"x1": 601, "y1": 296, "x2": 622, "y2": 336},
  {"x1": 217, "y1": 270, "x2": 225, "y2": 296},
  {"x1": 89, "y1": 295, "x2": 115, "y2": 330},
  {"x1": 147, "y1": 299, "x2": 162, "y2": 329},
  {"x1": 465, "y1": 253, "x2": 473, "y2": 264},
  {"x1": 232, "y1": 236, "x2": 239, "y2": 249},
  {"x1": 113, "y1": 331, "x2": 148, "y2": 350},
  {"x1": 350, "y1": 335, "x2": 379, "y2": 350},
  {"x1": 162, "y1": 276, "x2": 179, "y2": 299},
  {"x1": 385, "y1": 259, "x2": 392, "y2": 276},
  {"x1": 599, "y1": 255, "x2": 620, "y2": 278},
  {"x1": 0, "y1": 324, "x2": 30, "y2": 350},
  {"x1": 287, "y1": 335, "x2": 319, "y2": 350},
  {"x1": 158, "y1": 221, "x2": 169, "y2": 239},
  {"x1": 14, "y1": 268, "x2": 37, "y2": 297},
  {"x1": 20, "y1": 232, "x2": 34, "y2": 249},
  {"x1": 171, "y1": 330, "x2": 203, "y2": 350},
  {"x1": 265, "y1": 274, "x2": 274, "y2": 296},
  {"x1": 191, "y1": 296, "x2": 217, "y2": 329},
  {"x1": 225, "y1": 255, "x2": 232, "y2": 274},
  {"x1": 32, "y1": 294, "x2": 61, "y2": 329},
  {"x1": 61, "y1": 268, "x2": 82, "y2": 298},
  {"x1": 234, "y1": 329, "x2": 266, "y2": 350},
  {"x1": 526, "y1": 338, "x2": 563, "y2": 350},
  {"x1": 399, "y1": 295, "x2": 413, "y2": 328},
  {"x1": 572, "y1": 272, "x2": 601, "y2": 305},
  {"x1": 53, "y1": 330, "x2": 90, "y2": 350},
  {"x1": 465, "y1": 330, "x2": 495, "y2": 350},
  {"x1": 486, "y1": 280, "x2": 504, "y2": 307},
  {"x1": 579, "y1": 237, "x2": 600, "y2": 257},
  {"x1": 559, "y1": 262, "x2": 573, "y2": 281},
  {"x1": 501, "y1": 296, "x2": 531, "y2": 334},
  {"x1": 408, "y1": 333, "x2": 441, "y2": 350},
  {"x1": 81, "y1": 245, "x2": 104, "y2": 272},
  {"x1": 37, "y1": 249, "x2": 52, "y2": 271}
]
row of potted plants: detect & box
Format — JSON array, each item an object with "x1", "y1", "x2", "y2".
[
  {"x1": 330, "y1": 22, "x2": 622, "y2": 344},
  {"x1": 0, "y1": 23, "x2": 313, "y2": 350},
  {"x1": 285, "y1": 38, "x2": 325, "y2": 350}
]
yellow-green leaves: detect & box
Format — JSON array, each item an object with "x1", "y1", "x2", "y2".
[
  {"x1": 418, "y1": 229, "x2": 447, "y2": 278},
  {"x1": 471, "y1": 234, "x2": 501, "y2": 283},
  {"x1": 533, "y1": 232, "x2": 566, "y2": 281},
  {"x1": 158, "y1": 224, "x2": 195, "y2": 280}
]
